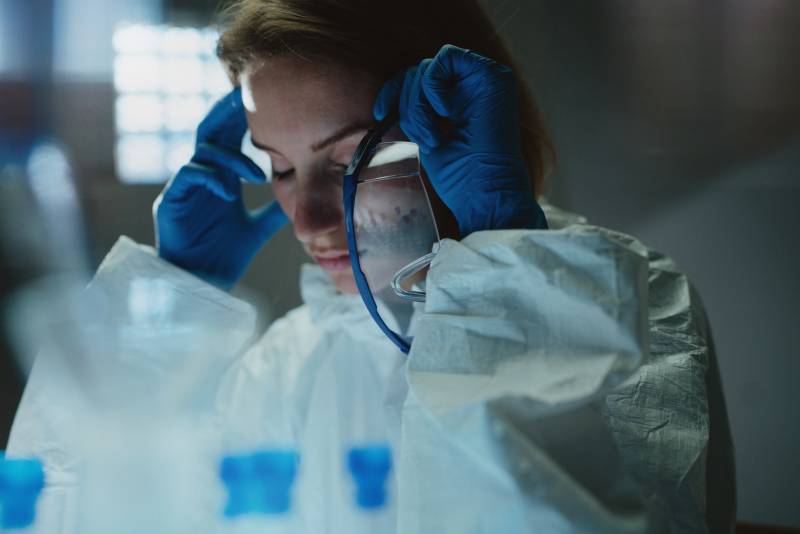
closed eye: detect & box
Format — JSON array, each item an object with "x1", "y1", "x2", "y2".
[
  {"x1": 274, "y1": 165, "x2": 347, "y2": 181},
  {"x1": 272, "y1": 169, "x2": 295, "y2": 181}
]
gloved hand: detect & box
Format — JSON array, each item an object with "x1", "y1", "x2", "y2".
[
  {"x1": 154, "y1": 87, "x2": 287, "y2": 290},
  {"x1": 373, "y1": 44, "x2": 548, "y2": 237}
]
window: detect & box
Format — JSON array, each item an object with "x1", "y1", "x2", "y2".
[{"x1": 113, "y1": 24, "x2": 230, "y2": 183}]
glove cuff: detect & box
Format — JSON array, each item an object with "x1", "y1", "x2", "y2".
[{"x1": 454, "y1": 193, "x2": 548, "y2": 237}]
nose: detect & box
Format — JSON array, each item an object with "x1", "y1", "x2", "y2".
[{"x1": 291, "y1": 174, "x2": 343, "y2": 243}]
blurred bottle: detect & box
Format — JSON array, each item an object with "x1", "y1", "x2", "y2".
[
  {"x1": 1, "y1": 4, "x2": 250, "y2": 529},
  {"x1": 0, "y1": 137, "x2": 89, "y2": 532},
  {"x1": 45, "y1": 275, "x2": 258, "y2": 534},
  {"x1": 2, "y1": 144, "x2": 259, "y2": 533}
]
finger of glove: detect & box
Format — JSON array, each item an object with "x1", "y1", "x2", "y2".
[
  {"x1": 253, "y1": 201, "x2": 288, "y2": 242},
  {"x1": 164, "y1": 163, "x2": 237, "y2": 203},
  {"x1": 398, "y1": 66, "x2": 439, "y2": 151},
  {"x1": 194, "y1": 143, "x2": 266, "y2": 184},
  {"x1": 373, "y1": 70, "x2": 404, "y2": 120},
  {"x1": 407, "y1": 59, "x2": 441, "y2": 150},
  {"x1": 422, "y1": 44, "x2": 484, "y2": 118},
  {"x1": 196, "y1": 87, "x2": 248, "y2": 150}
]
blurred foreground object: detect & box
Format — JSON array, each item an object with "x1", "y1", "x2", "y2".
[
  {"x1": 0, "y1": 454, "x2": 44, "y2": 530},
  {"x1": 6, "y1": 235, "x2": 259, "y2": 533},
  {"x1": 0, "y1": 137, "x2": 90, "y2": 531},
  {"x1": 0, "y1": 139, "x2": 90, "y2": 373}
]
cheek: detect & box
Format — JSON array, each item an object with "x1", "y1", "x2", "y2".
[
  {"x1": 271, "y1": 183, "x2": 295, "y2": 222},
  {"x1": 275, "y1": 178, "x2": 344, "y2": 223}
]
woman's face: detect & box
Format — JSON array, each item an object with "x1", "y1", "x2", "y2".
[{"x1": 241, "y1": 56, "x2": 382, "y2": 294}]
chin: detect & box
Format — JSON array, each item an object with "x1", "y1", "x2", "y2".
[{"x1": 331, "y1": 272, "x2": 359, "y2": 294}]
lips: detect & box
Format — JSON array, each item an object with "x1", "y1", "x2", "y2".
[{"x1": 314, "y1": 252, "x2": 351, "y2": 272}]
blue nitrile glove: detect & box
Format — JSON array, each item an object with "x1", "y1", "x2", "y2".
[
  {"x1": 154, "y1": 87, "x2": 287, "y2": 290},
  {"x1": 373, "y1": 44, "x2": 548, "y2": 237}
]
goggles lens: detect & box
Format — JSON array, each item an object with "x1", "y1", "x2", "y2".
[
  {"x1": 344, "y1": 121, "x2": 440, "y2": 353},
  {"x1": 353, "y1": 142, "x2": 438, "y2": 296}
]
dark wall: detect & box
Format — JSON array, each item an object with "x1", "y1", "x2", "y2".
[{"x1": 485, "y1": 0, "x2": 800, "y2": 527}]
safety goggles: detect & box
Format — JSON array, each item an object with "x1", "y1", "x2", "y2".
[{"x1": 343, "y1": 113, "x2": 440, "y2": 354}]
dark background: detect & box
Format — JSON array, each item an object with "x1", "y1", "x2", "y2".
[{"x1": 1, "y1": 0, "x2": 798, "y2": 528}]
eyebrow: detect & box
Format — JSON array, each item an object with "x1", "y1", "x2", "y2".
[{"x1": 250, "y1": 120, "x2": 375, "y2": 155}]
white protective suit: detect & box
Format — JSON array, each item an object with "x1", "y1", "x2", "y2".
[{"x1": 5, "y1": 204, "x2": 735, "y2": 533}]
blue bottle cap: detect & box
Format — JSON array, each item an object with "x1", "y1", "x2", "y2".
[
  {"x1": 219, "y1": 449, "x2": 299, "y2": 518},
  {"x1": 251, "y1": 450, "x2": 298, "y2": 515},
  {"x1": 0, "y1": 456, "x2": 45, "y2": 529},
  {"x1": 347, "y1": 445, "x2": 392, "y2": 510}
]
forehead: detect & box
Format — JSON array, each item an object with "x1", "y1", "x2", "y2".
[{"x1": 241, "y1": 56, "x2": 380, "y2": 139}]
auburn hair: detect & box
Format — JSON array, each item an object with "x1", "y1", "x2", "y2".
[{"x1": 216, "y1": 0, "x2": 553, "y2": 195}]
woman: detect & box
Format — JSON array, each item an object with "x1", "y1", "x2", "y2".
[{"x1": 8, "y1": 0, "x2": 734, "y2": 532}]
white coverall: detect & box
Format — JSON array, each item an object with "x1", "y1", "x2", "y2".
[{"x1": 6, "y1": 205, "x2": 735, "y2": 533}]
